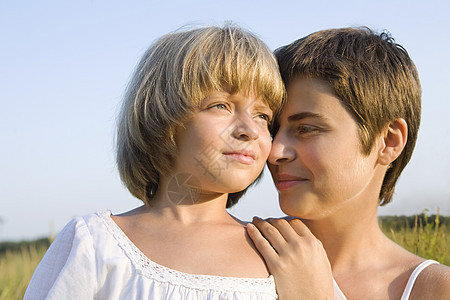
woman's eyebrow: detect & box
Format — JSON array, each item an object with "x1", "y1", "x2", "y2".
[{"x1": 287, "y1": 112, "x2": 327, "y2": 122}]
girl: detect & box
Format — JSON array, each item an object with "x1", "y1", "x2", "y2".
[{"x1": 25, "y1": 25, "x2": 287, "y2": 299}]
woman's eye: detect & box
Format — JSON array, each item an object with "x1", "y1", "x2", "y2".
[{"x1": 296, "y1": 125, "x2": 318, "y2": 135}]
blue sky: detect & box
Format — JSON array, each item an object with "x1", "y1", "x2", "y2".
[{"x1": 1, "y1": 0, "x2": 449, "y2": 241}]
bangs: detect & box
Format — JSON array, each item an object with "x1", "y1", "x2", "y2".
[{"x1": 180, "y1": 26, "x2": 285, "y2": 113}]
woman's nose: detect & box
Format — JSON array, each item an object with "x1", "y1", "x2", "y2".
[{"x1": 268, "y1": 130, "x2": 296, "y2": 165}]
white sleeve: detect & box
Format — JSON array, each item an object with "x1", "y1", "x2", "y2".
[{"x1": 24, "y1": 217, "x2": 97, "y2": 300}]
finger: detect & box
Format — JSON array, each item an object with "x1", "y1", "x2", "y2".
[
  {"x1": 266, "y1": 218, "x2": 305, "y2": 244},
  {"x1": 246, "y1": 223, "x2": 279, "y2": 269},
  {"x1": 252, "y1": 217, "x2": 288, "y2": 253},
  {"x1": 288, "y1": 218, "x2": 315, "y2": 239}
]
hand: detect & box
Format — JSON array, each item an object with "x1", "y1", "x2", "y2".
[{"x1": 247, "y1": 217, "x2": 334, "y2": 300}]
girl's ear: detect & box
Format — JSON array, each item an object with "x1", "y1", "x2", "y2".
[{"x1": 377, "y1": 118, "x2": 408, "y2": 166}]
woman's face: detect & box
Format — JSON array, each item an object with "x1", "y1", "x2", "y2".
[
  {"x1": 268, "y1": 78, "x2": 382, "y2": 219},
  {"x1": 173, "y1": 90, "x2": 273, "y2": 198}
]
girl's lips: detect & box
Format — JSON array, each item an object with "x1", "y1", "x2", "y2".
[{"x1": 223, "y1": 153, "x2": 255, "y2": 165}]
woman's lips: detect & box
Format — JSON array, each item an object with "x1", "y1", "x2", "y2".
[{"x1": 275, "y1": 174, "x2": 308, "y2": 190}]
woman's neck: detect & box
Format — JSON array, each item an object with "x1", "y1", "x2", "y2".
[{"x1": 303, "y1": 200, "x2": 387, "y2": 272}]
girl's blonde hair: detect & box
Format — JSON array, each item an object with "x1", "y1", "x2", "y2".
[{"x1": 116, "y1": 24, "x2": 285, "y2": 207}]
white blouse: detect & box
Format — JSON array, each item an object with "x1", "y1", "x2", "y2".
[{"x1": 24, "y1": 211, "x2": 278, "y2": 300}]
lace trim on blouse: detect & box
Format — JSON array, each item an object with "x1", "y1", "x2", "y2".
[{"x1": 98, "y1": 210, "x2": 277, "y2": 296}]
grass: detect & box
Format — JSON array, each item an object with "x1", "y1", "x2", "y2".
[
  {"x1": 1, "y1": 211, "x2": 448, "y2": 300},
  {"x1": 0, "y1": 244, "x2": 48, "y2": 300},
  {"x1": 380, "y1": 209, "x2": 450, "y2": 266}
]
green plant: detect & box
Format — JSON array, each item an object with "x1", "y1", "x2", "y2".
[{"x1": 380, "y1": 208, "x2": 450, "y2": 266}]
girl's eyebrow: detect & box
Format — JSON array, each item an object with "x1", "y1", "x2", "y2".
[
  {"x1": 206, "y1": 92, "x2": 231, "y2": 99},
  {"x1": 200, "y1": 92, "x2": 230, "y2": 105},
  {"x1": 287, "y1": 112, "x2": 328, "y2": 122},
  {"x1": 253, "y1": 102, "x2": 272, "y2": 111}
]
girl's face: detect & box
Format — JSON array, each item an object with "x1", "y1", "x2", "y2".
[
  {"x1": 173, "y1": 90, "x2": 273, "y2": 198},
  {"x1": 268, "y1": 78, "x2": 383, "y2": 219}
]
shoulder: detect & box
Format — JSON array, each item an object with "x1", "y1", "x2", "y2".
[
  {"x1": 24, "y1": 212, "x2": 107, "y2": 299},
  {"x1": 48, "y1": 211, "x2": 113, "y2": 255},
  {"x1": 59, "y1": 211, "x2": 108, "y2": 238},
  {"x1": 410, "y1": 262, "x2": 450, "y2": 299}
]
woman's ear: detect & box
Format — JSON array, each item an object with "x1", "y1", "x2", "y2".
[{"x1": 377, "y1": 118, "x2": 408, "y2": 166}]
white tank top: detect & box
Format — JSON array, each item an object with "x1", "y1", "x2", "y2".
[
  {"x1": 400, "y1": 260, "x2": 439, "y2": 300},
  {"x1": 332, "y1": 260, "x2": 439, "y2": 300}
]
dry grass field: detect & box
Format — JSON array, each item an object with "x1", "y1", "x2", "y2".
[
  {"x1": 379, "y1": 210, "x2": 450, "y2": 266},
  {"x1": 0, "y1": 243, "x2": 48, "y2": 300},
  {"x1": 1, "y1": 212, "x2": 448, "y2": 300}
]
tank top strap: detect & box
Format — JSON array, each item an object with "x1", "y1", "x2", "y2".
[
  {"x1": 332, "y1": 278, "x2": 347, "y2": 300},
  {"x1": 400, "y1": 260, "x2": 439, "y2": 300}
]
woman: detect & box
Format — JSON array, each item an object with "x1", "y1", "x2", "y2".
[{"x1": 248, "y1": 27, "x2": 450, "y2": 299}]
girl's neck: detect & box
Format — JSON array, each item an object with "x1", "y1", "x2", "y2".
[{"x1": 146, "y1": 178, "x2": 236, "y2": 226}]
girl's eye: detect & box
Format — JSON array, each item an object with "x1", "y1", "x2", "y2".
[
  {"x1": 207, "y1": 103, "x2": 230, "y2": 113},
  {"x1": 257, "y1": 113, "x2": 271, "y2": 122},
  {"x1": 213, "y1": 103, "x2": 227, "y2": 110}
]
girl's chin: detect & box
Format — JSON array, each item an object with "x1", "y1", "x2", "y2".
[{"x1": 202, "y1": 171, "x2": 259, "y2": 191}]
